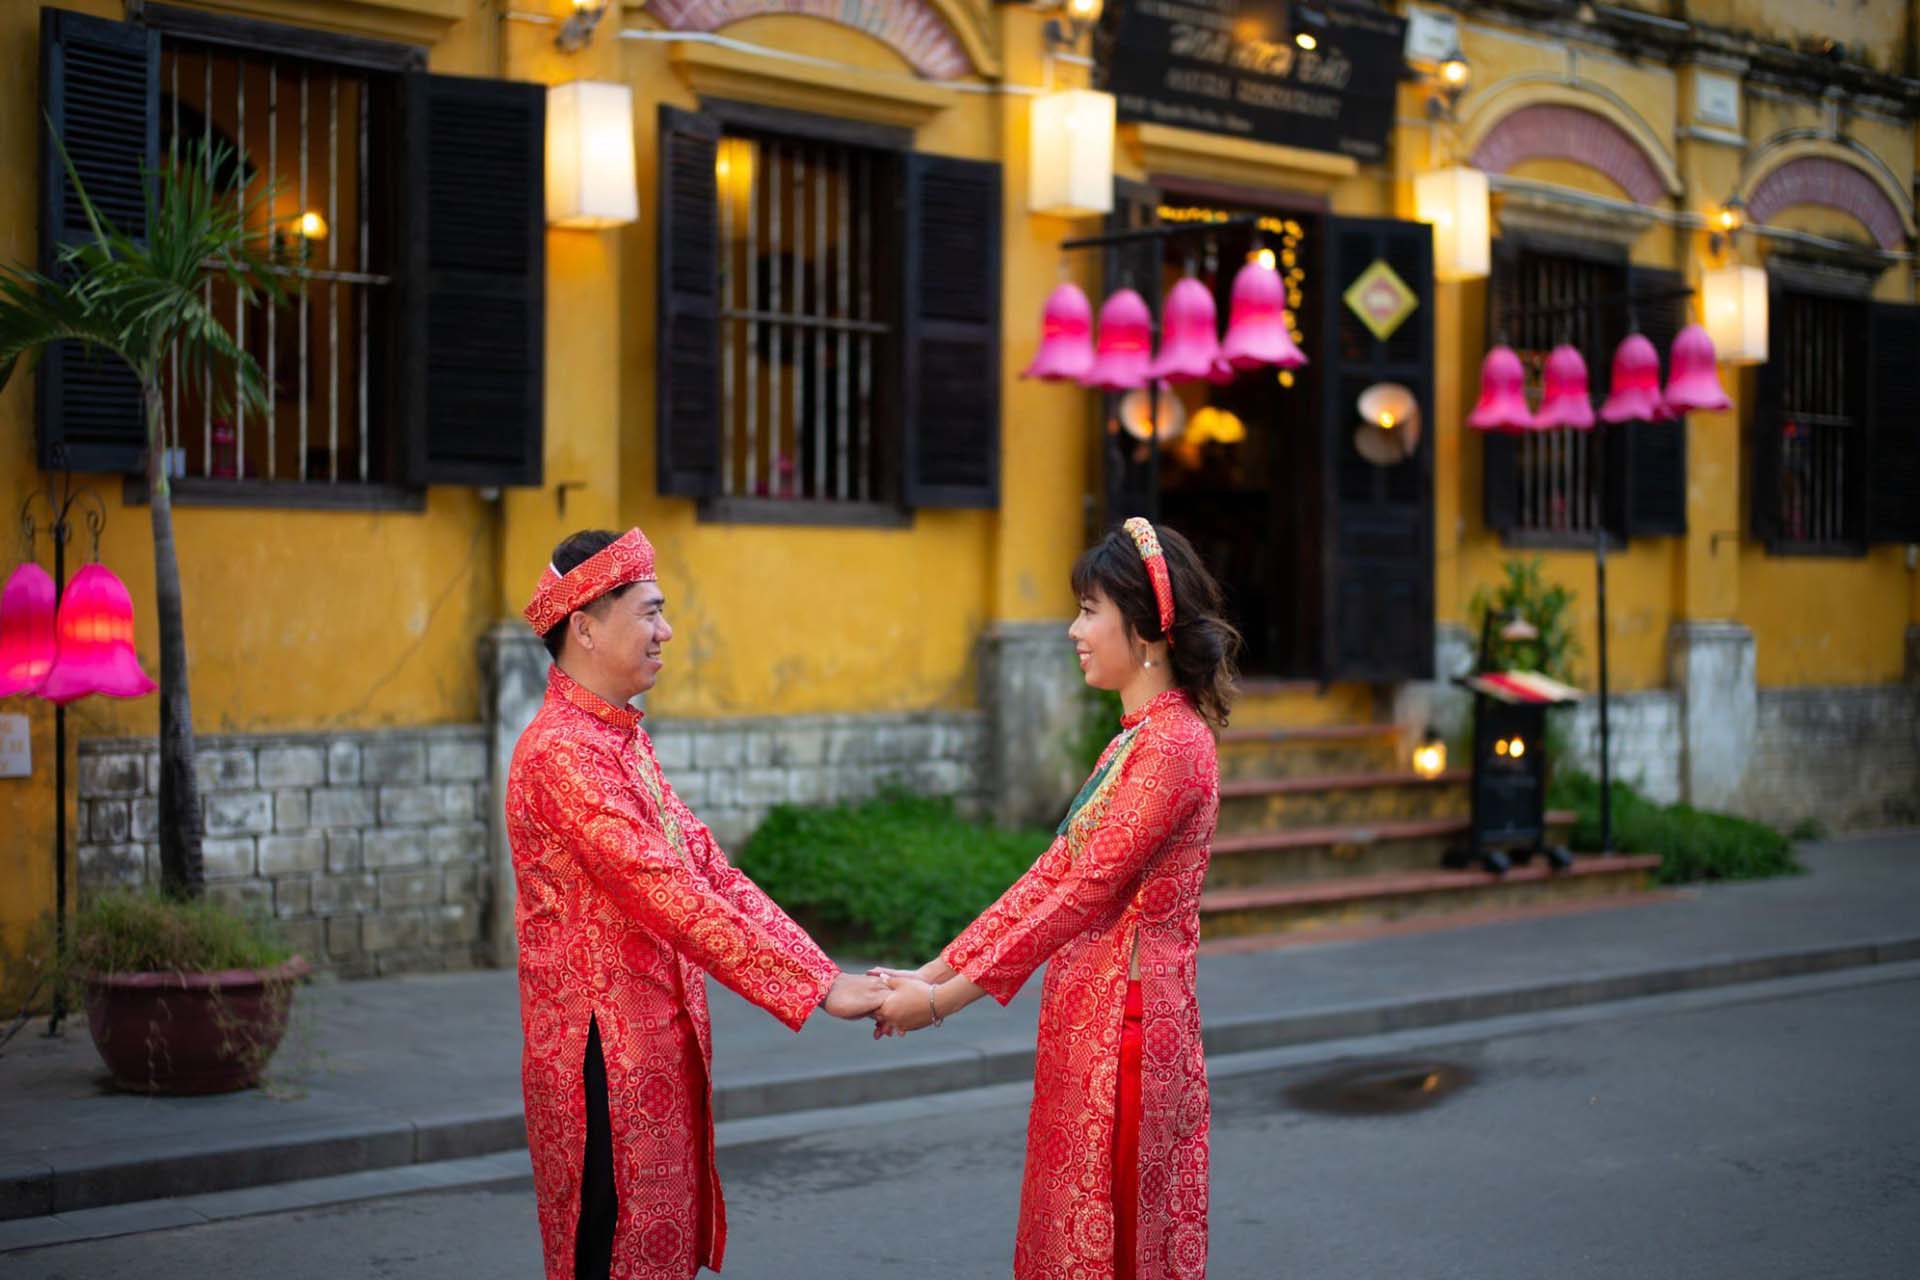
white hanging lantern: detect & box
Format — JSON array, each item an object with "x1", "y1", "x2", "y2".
[
  {"x1": 1028, "y1": 88, "x2": 1115, "y2": 218},
  {"x1": 1701, "y1": 263, "x2": 1768, "y2": 365},
  {"x1": 546, "y1": 81, "x2": 639, "y2": 229},
  {"x1": 1414, "y1": 165, "x2": 1490, "y2": 282}
]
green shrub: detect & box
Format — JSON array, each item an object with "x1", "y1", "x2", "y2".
[
  {"x1": 1547, "y1": 770, "x2": 1801, "y2": 885},
  {"x1": 738, "y1": 789, "x2": 1054, "y2": 963},
  {"x1": 1467, "y1": 558, "x2": 1583, "y2": 682},
  {"x1": 65, "y1": 890, "x2": 291, "y2": 978}
]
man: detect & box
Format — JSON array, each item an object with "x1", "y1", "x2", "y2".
[{"x1": 507, "y1": 527, "x2": 886, "y2": 1280}]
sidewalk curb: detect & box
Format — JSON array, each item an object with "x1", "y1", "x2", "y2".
[{"x1": 7, "y1": 933, "x2": 1917, "y2": 1227}]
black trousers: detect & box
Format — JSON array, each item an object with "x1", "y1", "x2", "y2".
[{"x1": 575, "y1": 1014, "x2": 618, "y2": 1280}]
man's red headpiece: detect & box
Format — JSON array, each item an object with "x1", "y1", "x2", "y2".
[{"x1": 523, "y1": 527, "x2": 658, "y2": 635}]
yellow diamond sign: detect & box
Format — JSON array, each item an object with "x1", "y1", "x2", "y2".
[{"x1": 1343, "y1": 259, "x2": 1419, "y2": 342}]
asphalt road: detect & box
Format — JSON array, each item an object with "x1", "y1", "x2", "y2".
[{"x1": 12, "y1": 970, "x2": 1919, "y2": 1279}]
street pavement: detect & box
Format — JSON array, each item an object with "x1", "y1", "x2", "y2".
[{"x1": 8, "y1": 962, "x2": 1917, "y2": 1279}]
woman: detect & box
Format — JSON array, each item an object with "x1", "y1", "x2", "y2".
[{"x1": 874, "y1": 517, "x2": 1239, "y2": 1280}]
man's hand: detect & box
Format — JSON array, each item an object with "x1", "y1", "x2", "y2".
[
  {"x1": 822, "y1": 972, "x2": 890, "y2": 1020},
  {"x1": 871, "y1": 975, "x2": 937, "y2": 1039},
  {"x1": 868, "y1": 958, "x2": 957, "y2": 986}
]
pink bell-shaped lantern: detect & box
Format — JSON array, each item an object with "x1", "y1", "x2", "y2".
[
  {"x1": 1219, "y1": 260, "x2": 1308, "y2": 371},
  {"x1": 1599, "y1": 332, "x2": 1666, "y2": 424},
  {"x1": 1531, "y1": 344, "x2": 1597, "y2": 430},
  {"x1": 1080, "y1": 288, "x2": 1154, "y2": 391},
  {"x1": 1205, "y1": 353, "x2": 1239, "y2": 386},
  {"x1": 0, "y1": 563, "x2": 57, "y2": 697},
  {"x1": 1466, "y1": 345, "x2": 1535, "y2": 433},
  {"x1": 1022, "y1": 283, "x2": 1096, "y2": 382},
  {"x1": 38, "y1": 563, "x2": 157, "y2": 706},
  {"x1": 1661, "y1": 322, "x2": 1732, "y2": 413},
  {"x1": 1145, "y1": 278, "x2": 1221, "y2": 382}
]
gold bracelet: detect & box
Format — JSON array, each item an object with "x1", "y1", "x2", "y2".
[{"x1": 926, "y1": 985, "x2": 943, "y2": 1028}]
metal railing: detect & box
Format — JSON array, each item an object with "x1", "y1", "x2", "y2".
[{"x1": 1775, "y1": 291, "x2": 1858, "y2": 547}]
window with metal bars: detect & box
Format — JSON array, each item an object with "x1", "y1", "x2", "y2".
[
  {"x1": 155, "y1": 36, "x2": 393, "y2": 490},
  {"x1": 1763, "y1": 290, "x2": 1868, "y2": 552},
  {"x1": 713, "y1": 130, "x2": 896, "y2": 506},
  {"x1": 1487, "y1": 246, "x2": 1627, "y2": 543}
]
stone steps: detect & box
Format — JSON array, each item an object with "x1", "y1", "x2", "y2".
[
  {"x1": 1216, "y1": 722, "x2": 1406, "y2": 780},
  {"x1": 1216, "y1": 768, "x2": 1468, "y2": 834},
  {"x1": 1199, "y1": 854, "x2": 1664, "y2": 939},
  {"x1": 1204, "y1": 810, "x2": 1577, "y2": 888}
]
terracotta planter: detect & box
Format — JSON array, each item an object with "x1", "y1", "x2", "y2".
[{"x1": 82, "y1": 956, "x2": 311, "y2": 1095}]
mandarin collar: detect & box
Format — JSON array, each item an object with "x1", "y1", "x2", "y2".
[
  {"x1": 1121, "y1": 687, "x2": 1189, "y2": 729},
  {"x1": 548, "y1": 664, "x2": 645, "y2": 734}
]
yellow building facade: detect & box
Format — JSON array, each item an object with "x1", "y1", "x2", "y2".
[{"x1": 1, "y1": 0, "x2": 1916, "y2": 975}]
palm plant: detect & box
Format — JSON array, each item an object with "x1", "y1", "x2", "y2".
[{"x1": 0, "y1": 133, "x2": 285, "y2": 900}]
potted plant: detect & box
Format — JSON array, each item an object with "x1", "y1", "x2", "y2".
[
  {"x1": 61, "y1": 892, "x2": 308, "y2": 1095},
  {"x1": 0, "y1": 134, "x2": 304, "y2": 1090}
]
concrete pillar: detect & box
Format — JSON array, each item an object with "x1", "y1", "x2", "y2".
[
  {"x1": 481, "y1": 623, "x2": 551, "y2": 968},
  {"x1": 979, "y1": 621, "x2": 1084, "y2": 828},
  {"x1": 1668, "y1": 620, "x2": 1757, "y2": 809}
]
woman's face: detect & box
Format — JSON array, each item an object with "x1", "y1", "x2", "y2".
[{"x1": 1069, "y1": 585, "x2": 1136, "y2": 691}]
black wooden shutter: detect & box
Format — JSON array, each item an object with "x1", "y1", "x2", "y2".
[
  {"x1": 900, "y1": 152, "x2": 1002, "y2": 508},
  {"x1": 1100, "y1": 177, "x2": 1161, "y2": 527},
  {"x1": 1613, "y1": 265, "x2": 1688, "y2": 537},
  {"x1": 37, "y1": 8, "x2": 157, "y2": 475},
  {"x1": 402, "y1": 72, "x2": 545, "y2": 487},
  {"x1": 1750, "y1": 282, "x2": 1786, "y2": 544},
  {"x1": 1318, "y1": 216, "x2": 1436, "y2": 681},
  {"x1": 655, "y1": 106, "x2": 722, "y2": 498},
  {"x1": 1865, "y1": 301, "x2": 1920, "y2": 543},
  {"x1": 1481, "y1": 238, "x2": 1519, "y2": 535}
]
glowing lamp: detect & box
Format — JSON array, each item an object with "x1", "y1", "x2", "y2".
[
  {"x1": 0, "y1": 563, "x2": 57, "y2": 697},
  {"x1": 1531, "y1": 343, "x2": 1596, "y2": 430},
  {"x1": 1220, "y1": 259, "x2": 1307, "y2": 371},
  {"x1": 1028, "y1": 88, "x2": 1115, "y2": 218},
  {"x1": 1117, "y1": 384, "x2": 1186, "y2": 441},
  {"x1": 1186, "y1": 406, "x2": 1246, "y2": 445},
  {"x1": 1022, "y1": 283, "x2": 1097, "y2": 382},
  {"x1": 1663, "y1": 323, "x2": 1734, "y2": 412},
  {"x1": 1081, "y1": 288, "x2": 1154, "y2": 391},
  {"x1": 1700, "y1": 264, "x2": 1768, "y2": 366},
  {"x1": 1145, "y1": 278, "x2": 1221, "y2": 382},
  {"x1": 38, "y1": 564, "x2": 156, "y2": 705},
  {"x1": 1414, "y1": 166, "x2": 1490, "y2": 282},
  {"x1": 546, "y1": 81, "x2": 639, "y2": 229},
  {"x1": 1412, "y1": 728, "x2": 1447, "y2": 779}
]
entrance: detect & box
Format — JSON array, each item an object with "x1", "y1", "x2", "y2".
[{"x1": 1099, "y1": 188, "x2": 1436, "y2": 683}]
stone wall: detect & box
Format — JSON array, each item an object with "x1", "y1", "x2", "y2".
[
  {"x1": 1560, "y1": 690, "x2": 1684, "y2": 806},
  {"x1": 77, "y1": 727, "x2": 491, "y2": 978},
  {"x1": 1738, "y1": 683, "x2": 1920, "y2": 831}
]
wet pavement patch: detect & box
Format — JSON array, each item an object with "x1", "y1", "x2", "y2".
[{"x1": 1283, "y1": 1060, "x2": 1478, "y2": 1116}]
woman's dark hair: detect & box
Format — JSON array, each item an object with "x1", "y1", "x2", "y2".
[
  {"x1": 541, "y1": 529, "x2": 638, "y2": 659},
  {"x1": 1070, "y1": 522, "x2": 1242, "y2": 728}
]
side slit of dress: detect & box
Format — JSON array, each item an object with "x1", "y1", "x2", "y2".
[
  {"x1": 575, "y1": 1013, "x2": 619, "y2": 1280},
  {"x1": 1113, "y1": 920, "x2": 1145, "y2": 1279}
]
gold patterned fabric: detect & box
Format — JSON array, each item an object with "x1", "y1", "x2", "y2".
[
  {"x1": 944, "y1": 688, "x2": 1219, "y2": 1280},
  {"x1": 507, "y1": 664, "x2": 840, "y2": 1280}
]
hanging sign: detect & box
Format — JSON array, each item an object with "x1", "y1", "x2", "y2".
[
  {"x1": 0, "y1": 714, "x2": 31, "y2": 777},
  {"x1": 1344, "y1": 258, "x2": 1419, "y2": 341},
  {"x1": 1094, "y1": 0, "x2": 1406, "y2": 161}
]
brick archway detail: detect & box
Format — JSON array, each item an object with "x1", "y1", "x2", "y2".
[
  {"x1": 1747, "y1": 156, "x2": 1906, "y2": 251},
  {"x1": 1470, "y1": 103, "x2": 1669, "y2": 206},
  {"x1": 645, "y1": 0, "x2": 973, "y2": 80}
]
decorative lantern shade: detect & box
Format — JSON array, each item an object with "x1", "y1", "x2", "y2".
[
  {"x1": 1531, "y1": 343, "x2": 1596, "y2": 430},
  {"x1": 1599, "y1": 332, "x2": 1665, "y2": 423},
  {"x1": 1701, "y1": 264, "x2": 1768, "y2": 365},
  {"x1": 1414, "y1": 166, "x2": 1490, "y2": 282},
  {"x1": 1662, "y1": 323, "x2": 1733, "y2": 412},
  {"x1": 1206, "y1": 354, "x2": 1239, "y2": 386},
  {"x1": 38, "y1": 564, "x2": 156, "y2": 706},
  {"x1": 0, "y1": 563, "x2": 57, "y2": 697},
  {"x1": 1028, "y1": 88, "x2": 1116, "y2": 218},
  {"x1": 1467, "y1": 345, "x2": 1535, "y2": 432},
  {"x1": 1117, "y1": 383, "x2": 1187, "y2": 441},
  {"x1": 1145, "y1": 278, "x2": 1221, "y2": 382},
  {"x1": 1023, "y1": 283, "x2": 1096, "y2": 381},
  {"x1": 1081, "y1": 288, "x2": 1154, "y2": 391},
  {"x1": 1412, "y1": 727, "x2": 1447, "y2": 779},
  {"x1": 546, "y1": 81, "x2": 639, "y2": 229},
  {"x1": 1220, "y1": 260, "x2": 1308, "y2": 370}
]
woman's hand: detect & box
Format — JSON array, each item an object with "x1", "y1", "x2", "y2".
[
  {"x1": 871, "y1": 975, "x2": 937, "y2": 1038},
  {"x1": 867, "y1": 958, "x2": 958, "y2": 987}
]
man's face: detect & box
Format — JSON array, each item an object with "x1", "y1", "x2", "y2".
[{"x1": 579, "y1": 581, "x2": 672, "y2": 699}]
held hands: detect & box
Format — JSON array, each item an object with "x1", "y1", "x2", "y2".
[
  {"x1": 822, "y1": 971, "x2": 891, "y2": 1020},
  {"x1": 870, "y1": 974, "x2": 938, "y2": 1039}
]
